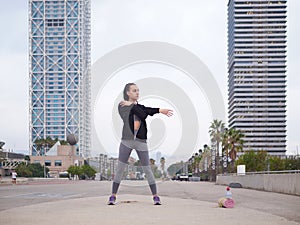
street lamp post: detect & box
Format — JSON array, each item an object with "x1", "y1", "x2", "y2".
[
  {"x1": 43, "y1": 144, "x2": 46, "y2": 178},
  {"x1": 210, "y1": 144, "x2": 216, "y2": 181},
  {"x1": 43, "y1": 144, "x2": 49, "y2": 178}
]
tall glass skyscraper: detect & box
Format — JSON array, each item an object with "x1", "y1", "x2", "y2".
[
  {"x1": 29, "y1": 0, "x2": 91, "y2": 157},
  {"x1": 227, "y1": 0, "x2": 287, "y2": 155}
]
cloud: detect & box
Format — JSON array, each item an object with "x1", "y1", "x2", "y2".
[
  {"x1": 0, "y1": 53, "x2": 29, "y2": 151},
  {"x1": 0, "y1": 0, "x2": 299, "y2": 156},
  {"x1": 0, "y1": 1, "x2": 28, "y2": 54},
  {"x1": 91, "y1": 0, "x2": 228, "y2": 108}
]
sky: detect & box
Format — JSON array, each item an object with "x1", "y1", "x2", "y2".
[{"x1": 0, "y1": 0, "x2": 299, "y2": 158}]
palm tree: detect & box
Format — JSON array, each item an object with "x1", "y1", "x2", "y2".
[
  {"x1": 54, "y1": 137, "x2": 68, "y2": 145},
  {"x1": 209, "y1": 119, "x2": 225, "y2": 173},
  {"x1": 34, "y1": 138, "x2": 44, "y2": 155},
  {"x1": 222, "y1": 128, "x2": 244, "y2": 171},
  {"x1": 191, "y1": 153, "x2": 202, "y2": 175},
  {"x1": 34, "y1": 137, "x2": 56, "y2": 156},
  {"x1": 44, "y1": 136, "x2": 52, "y2": 152}
]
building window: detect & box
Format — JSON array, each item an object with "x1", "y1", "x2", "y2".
[
  {"x1": 45, "y1": 160, "x2": 51, "y2": 166},
  {"x1": 46, "y1": 19, "x2": 64, "y2": 27},
  {"x1": 34, "y1": 160, "x2": 40, "y2": 164},
  {"x1": 55, "y1": 160, "x2": 62, "y2": 166}
]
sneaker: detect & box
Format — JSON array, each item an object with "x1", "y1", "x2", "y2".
[
  {"x1": 108, "y1": 195, "x2": 116, "y2": 205},
  {"x1": 153, "y1": 195, "x2": 161, "y2": 205}
]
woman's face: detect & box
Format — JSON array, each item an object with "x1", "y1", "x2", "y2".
[{"x1": 127, "y1": 84, "x2": 139, "y2": 101}]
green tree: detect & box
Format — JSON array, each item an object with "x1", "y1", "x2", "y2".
[
  {"x1": 192, "y1": 153, "x2": 202, "y2": 175},
  {"x1": 285, "y1": 156, "x2": 300, "y2": 170},
  {"x1": 236, "y1": 151, "x2": 300, "y2": 172},
  {"x1": 81, "y1": 164, "x2": 96, "y2": 179},
  {"x1": 67, "y1": 165, "x2": 76, "y2": 177},
  {"x1": 34, "y1": 138, "x2": 44, "y2": 154},
  {"x1": 269, "y1": 156, "x2": 285, "y2": 171},
  {"x1": 67, "y1": 165, "x2": 82, "y2": 178},
  {"x1": 54, "y1": 137, "x2": 68, "y2": 145},
  {"x1": 15, "y1": 163, "x2": 48, "y2": 177},
  {"x1": 34, "y1": 137, "x2": 52, "y2": 155},
  {"x1": 235, "y1": 150, "x2": 268, "y2": 172},
  {"x1": 15, "y1": 163, "x2": 32, "y2": 177},
  {"x1": 28, "y1": 163, "x2": 49, "y2": 177},
  {"x1": 34, "y1": 137, "x2": 65, "y2": 155},
  {"x1": 199, "y1": 146, "x2": 211, "y2": 172},
  {"x1": 255, "y1": 150, "x2": 268, "y2": 171},
  {"x1": 222, "y1": 128, "x2": 244, "y2": 172},
  {"x1": 45, "y1": 136, "x2": 54, "y2": 147}
]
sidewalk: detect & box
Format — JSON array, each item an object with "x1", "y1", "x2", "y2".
[
  {"x1": 0, "y1": 194, "x2": 298, "y2": 225},
  {"x1": 0, "y1": 177, "x2": 26, "y2": 185},
  {"x1": 0, "y1": 177, "x2": 70, "y2": 185}
]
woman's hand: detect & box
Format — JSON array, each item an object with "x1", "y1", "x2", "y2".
[
  {"x1": 159, "y1": 109, "x2": 173, "y2": 117},
  {"x1": 120, "y1": 101, "x2": 134, "y2": 107}
]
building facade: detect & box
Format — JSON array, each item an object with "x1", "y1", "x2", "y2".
[
  {"x1": 30, "y1": 145, "x2": 84, "y2": 178},
  {"x1": 87, "y1": 155, "x2": 118, "y2": 180},
  {"x1": 29, "y1": 0, "x2": 91, "y2": 157},
  {"x1": 0, "y1": 151, "x2": 26, "y2": 177},
  {"x1": 227, "y1": 0, "x2": 287, "y2": 155}
]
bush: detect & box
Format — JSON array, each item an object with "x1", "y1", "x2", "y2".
[
  {"x1": 15, "y1": 163, "x2": 32, "y2": 177},
  {"x1": 235, "y1": 150, "x2": 268, "y2": 172},
  {"x1": 285, "y1": 156, "x2": 300, "y2": 170},
  {"x1": 269, "y1": 156, "x2": 285, "y2": 171},
  {"x1": 67, "y1": 165, "x2": 82, "y2": 177},
  {"x1": 236, "y1": 150, "x2": 300, "y2": 172},
  {"x1": 15, "y1": 163, "x2": 49, "y2": 177},
  {"x1": 67, "y1": 164, "x2": 96, "y2": 179},
  {"x1": 81, "y1": 164, "x2": 96, "y2": 179}
]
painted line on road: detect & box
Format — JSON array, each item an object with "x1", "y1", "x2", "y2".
[{"x1": 0, "y1": 192, "x2": 87, "y2": 199}]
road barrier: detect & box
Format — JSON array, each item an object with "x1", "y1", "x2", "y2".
[{"x1": 216, "y1": 171, "x2": 300, "y2": 196}]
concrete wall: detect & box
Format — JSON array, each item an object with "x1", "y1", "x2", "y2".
[{"x1": 216, "y1": 173, "x2": 300, "y2": 196}]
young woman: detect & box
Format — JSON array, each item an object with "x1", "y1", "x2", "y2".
[{"x1": 108, "y1": 83, "x2": 173, "y2": 205}]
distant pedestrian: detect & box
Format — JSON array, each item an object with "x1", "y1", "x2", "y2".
[{"x1": 11, "y1": 170, "x2": 17, "y2": 185}]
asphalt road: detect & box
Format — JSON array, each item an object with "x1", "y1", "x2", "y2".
[{"x1": 0, "y1": 180, "x2": 299, "y2": 224}]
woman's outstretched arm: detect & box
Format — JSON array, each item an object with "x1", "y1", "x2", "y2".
[
  {"x1": 159, "y1": 109, "x2": 173, "y2": 117},
  {"x1": 120, "y1": 101, "x2": 173, "y2": 118}
]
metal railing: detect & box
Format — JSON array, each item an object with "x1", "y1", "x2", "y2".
[{"x1": 218, "y1": 170, "x2": 300, "y2": 176}]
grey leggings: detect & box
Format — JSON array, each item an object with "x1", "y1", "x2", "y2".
[{"x1": 112, "y1": 140, "x2": 157, "y2": 195}]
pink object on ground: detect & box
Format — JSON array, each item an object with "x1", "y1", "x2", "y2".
[{"x1": 218, "y1": 197, "x2": 235, "y2": 208}]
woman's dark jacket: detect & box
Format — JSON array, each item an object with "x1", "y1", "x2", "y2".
[{"x1": 118, "y1": 103, "x2": 159, "y2": 140}]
